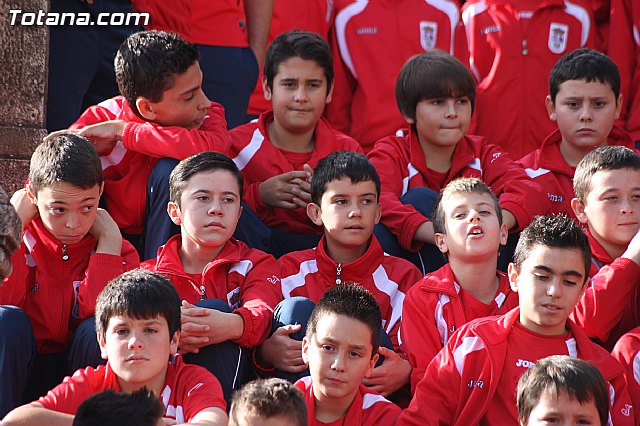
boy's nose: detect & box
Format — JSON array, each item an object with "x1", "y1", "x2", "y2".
[
  {"x1": 128, "y1": 334, "x2": 143, "y2": 349},
  {"x1": 208, "y1": 199, "x2": 223, "y2": 215},
  {"x1": 445, "y1": 100, "x2": 458, "y2": 118},
  {"x1": 467, "y1": 210, "x2": 481, "y2": 222},
  {"x1": 579, "y1": 106, "x2": 593, "y2": 121},
  {"x1": 348, "y1": 207, "x2": 362, "y2": 218},
  {"x1": 65, "y1": 213, "x2": 80, "y2": 229},
  {"x1": 331, "y1": 354, "x2": 346, "y2": 371},
  {"x1": 294, "y1": 87, "x2": 309, "y2": 102},
  {"x1": 198, "y1": 89, "x2": 211, "y2": 110}
]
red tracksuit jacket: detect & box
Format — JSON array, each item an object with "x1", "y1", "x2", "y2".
[
  {"x1": 326, "y1": 0, "x2": 468, "y2": 151},
  {"x1": 517, "y1": 125, "x2": 635, "y2": 219},
  {"x1": 0, "y1": 217, "x2": 139, "y2": 353},
  {"x1": 71, "y1": 96, "x2": 229, "y2": 235},
  {"x1": 462, "y1": 0, "x2": 596, "y2": 159},
  {"x1": 367, "y1": 129, "x2": 549, "y2": 250},
  {"x1": 612, "y1": 326, "x2": 640, "y2": 425},
  {"x1": 399, "y1": 308, "x2": 635, "y2": 426},
  {"x1": 401, "y1": 263, "x2": 518, "y2": 392},
  {"x1": 228, "y1": 111, "x2": 362, "y2": 234},
  {"x1": 278, "y1": 236, "x2": 422, "y2": 352},
  {"x1": 140, "y1": 235, "x2": 282, "y2": 347}
]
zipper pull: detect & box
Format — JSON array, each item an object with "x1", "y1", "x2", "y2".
[
  {"x1": 522, "y1": 39, "x2": 528, "y2": 56},
  {"x1": 199, "y1": 285, "x2": 206, "y2": 300},
  {"x1": 335, "y1": 263, "x2": 342, "y2": 285},
  {"x1": 62, "y1": 244, "x2": 69, "y2": 261}
]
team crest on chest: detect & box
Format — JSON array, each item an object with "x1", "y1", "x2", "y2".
[
  {"x1": 420, "y1": 21, "x2": 438, "y2": 51},
  {"x1": 548, "y1": 23, "x2": 569, "y2": 54}
]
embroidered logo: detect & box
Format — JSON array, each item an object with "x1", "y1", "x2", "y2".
[
  {"x1": 547, "y1": 193, "x2": 563, "y2": 203},
  {"x1": 490, "y1": 152, "x2": 502, "y2": 164},
  {"x1": 420, "y1": 21, "x2": 438, "y2": 50},
  {"x1": 468, "y1": 379, "x2": 484, "y2": 388},
  {"x1": 516, "y1": 358, "x2": 535, "y2": 368},
  {"x1": 266, "y1": 275, "x2": 280, "y2": 285},
  {"x1": 621, "y1": 404, "x2": 632, "y2": 416},
  {"x1": 227, "y1": 287, "x2": 241, "y2": 310},
  {"x1": 548, "y1": 23, "x2": 569, "y2": 54},
  {"x1": 481, "y1": 25, "x2": 501, "y2": 35},
  {"x1": 30, "y1": 282, "x2": 39, "y2": 295},
  {"x1": 187, "y1": 382, "x2": 204, "y2": 397},
  {"x1": 356, "y1": 26, "x2": 378, "y2": 35}
]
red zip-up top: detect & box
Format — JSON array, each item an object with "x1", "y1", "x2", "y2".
[
  {"x1": 401, "y1": 264, "x2": 518, "y2": 392},
  {"x1": 462, "y1": 0, "x2": 596, "y2": 159},
  {"x1": 326, "y1": 0, "x2": 468, "y2": 152},
  {"x1": 228, "y1": 111, "x2": 363, "y2": 234},
  {"x1": 517, "y1": 125, "x2": 635, "y2": 220},
  {"x1": 612, "y1": 326, "x2": 640, "y2": 424},
  {"x1": 278, "y1": 236, "x2": 422, "y2": 352},
  {"x1": 398, "y1": 308, "x2": 635, "y2": 426},
  {"x1": 571, "y1": 229, "x2": 640, "y2": 350},
  {"x1": 294, "y1": 376, "x2": 401, "y2": 426},
  {"x1": 0, "y1": 217, "x2": 139, "y2": 353},
  {"x1": 141, "y1": 235, "x2": 281, "y2": 348},
  {"x1": 367, "y1": 129, "x2": 549, "y2": 250},
  {"x1": 609, "y1": 0, "x2": 640, "y2": 142},
  {"x1": 71, "y1": 96, "x2": 230, "y2": 235}
]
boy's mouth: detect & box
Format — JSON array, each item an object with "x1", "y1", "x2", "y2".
[{"x1": 468, "y1": 226, "x2": 483, "y2": 236}]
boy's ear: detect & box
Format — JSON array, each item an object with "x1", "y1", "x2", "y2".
[
  {"x1": 364, "y1": 353, "x2": 379, "y2": 379},
  {"x1": 262, "y1": 77, "x2": 272, "y2": 101},
  {"x1": 545, "y1": 95, "x2": 557, "y2": 121},
  {"x1": 301, "y1": 335, "x2": 311, "y2": 365},
  {"x1": 170, "y1": 331, "x2": 180, "y2": 354},
  {"x1": 307, "y1": 202, "x2": 324, "y2": 227},
  {"x1": 99, "y1": 182, "x2": 104, "y2": 197},
  {"x1": 499, "y1": 222, "x2": 508, "y2": 246},
  {"x1": 98, "y1": 332, "x2": 109, "y2": 360},
  {"x1": 25, "y1": 184, "x2": 38, "y2": 205},
  {"x1": 325, "y1": 81, "x2": 334, "y2": 105},
  {"x1": 570, "y1": 197, "x2": 589, "y2": 225},
  {"x1": 167, "y1": 201, "x2": 182, "y2": 226},
  {"x1": 615, "y1": 93, "x2": 623, "y2": 119},
  {"x1": 402, "y1": 112, "x2": 416, "y2": 125},
  {"x1": 136, "y1": 97, "x2": 156, "y2": 121},
  {"x1": 434, "y1": 232, "x2": 449, "y2": 254},
  {"x1": 507, "y1": 262, "x2": 520, "y2": 292},
  {"x1": 374, "y1": 201, "x2": 381, "y2": 225}
]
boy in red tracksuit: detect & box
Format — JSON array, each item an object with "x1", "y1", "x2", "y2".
[
  {"x1": 140, "y1": 152, "x2": 282, "y2": 404},
  {"x1": 609, "y1": 0, "x2": 640, "y2": 143},
  {"x1": 518, "y1": 48, "x2": 631, "y2": 220},
  {"x1": 0, "y1": 134, "x2": 139, "y2": 418},
  {"x1": 229, "y1": 30, "x2": 362, "y2": 258},
  {"x1": 326, "y1": 0, "x2": 468, "y2": 152},
  {"x1": 612, "y1": 327, "x2": 640, "y2": 423},
  {"x1": 259, "y1": 151, "x2": 422, "y2": 397},
  {"x1": 69, "y1": 30, "x2": 230, "y2": 260},
  {"x1": 297, "y1": 285, "x2": 402, "y2": 425},
  {"x1": 461, "y1": 0, "x2": 596, "y2": 159},
  {"x1": 401, "y1": 178, "x2": 518, "y2": 392},
  {"x1": 368, "y1": 50, "x2": 548, "y2": 272},
  {"x1": 399, "y1": 215, "x2": 635, "y2": 426},
  {"x1": 2, "y1": 270, "x2": 228, "y2": 426},
  {"x1": 569, "y1": 146, "x2": 640, "y2": 350}
]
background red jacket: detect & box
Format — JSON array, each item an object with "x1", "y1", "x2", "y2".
[{"x1": 612, "y1": 326, "x2": 640, "y2": 422}]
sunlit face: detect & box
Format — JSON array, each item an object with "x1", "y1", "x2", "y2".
[
  {"x1": 302, "y1": 313, "x2": 378, "y2": 409},
  {"x1": 509, "y1": 245, "x2": 587, "y2": 336},
  {"x1": 168, "y1": 170, "x2": 242, "y2": 254},
  {"x1": 523, "y1": 389, "x2": 602, "y2": 426},
  {"x1": 435, "y1": 192, "x2": 507, "y2": 262},
  {"x1": 408, "y1": 97, "x2": 471, "y2": 152},
  {"x1": 264, "y1": 57, "x2": 333, "y2": 136},
  {"x1": 548, "y1": 80, "x2": 621, "y2": 162},
  {"x1": 28, "y1": 182, "x2": 102, "y2": 245},
  {"x1": 99, "y1": 314, "x2": 179, "y2": 394},
  {"x1": 140, "y1": 61, "x2": 211, "y2": 130},
  {"x1": 572, "y1": 168, "x2": 640, "y2": 258}
]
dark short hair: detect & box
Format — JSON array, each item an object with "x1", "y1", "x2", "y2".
[
  {"x1": 169, "y1": 151, "x2": 244, "y2": 206},
  {"x1": 115, "y1": 30, "x2": 199, "y2": 117},
  {"x1": 396, "y1": 50, "x2": 476, "y2": 123},
  {"x1": 573, "y1": 145, "x2": 640, "y2": 203},
  {"x1": 30, "y1": 133, "x2": 103, "y2": 195},
  {"x1": 310, "y1": 151, "x2": 380, "y2": 205},
  {"x1": 549, "y1": 48, "x2": 620, "y2": 103},
  {"x1": 517, "y1": 355, "x2": 608, "y2": 426},
  {"x1": 513, "y1": 215, "x2": 591, "y2": 284},
  {"x1": 306, "y1": 284, "x2": 382, "y2": 358},
  {"x1": 264, "y1": 30, "x2": 333, "y2": 95},
  {"x1": 229, "y1": 378, "x2": 307, "y2": 426},
  {"x1": 96, "y1": 269, "x2": 181, "y2": 339},
  {"x1": 73, "y1": 388, "x2": 164, "y2": 426}
]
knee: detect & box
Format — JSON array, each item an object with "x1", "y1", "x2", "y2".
[
  {"x1": 273, "y1": 297, "x2": 315, "y2": 327},
  {"x1": 74, "y1": 317, "x2": 98, "y2": 341},
  {"x1": 148, "y1": 158, "x2": 179, "y2": 189},
  {"x1": 0, "y1": 306, "x2": 33, "y2": 345},
  {"x1": 401, "y1": 187, "x2": 439, "y2": 218},
  {"x1": 194, "y1": 298, "x2": 232, "y2": 313}
]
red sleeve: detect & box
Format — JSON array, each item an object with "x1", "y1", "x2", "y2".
[
  {"x1": 70, "y1": 103, "x2": 119, "y2": 129},
  {"x1": 234, "y1": 251, "x2": 282, "y2": 347},
  {"x1": 608, "y1": 367, "x2": 636, "y2": 426},
  {"x1": 77, "y1": 239, "x2": 140, "y2": 319},
  {"x1": 177, "y1": 365, "x2": 227, "y2": 420},
  {"x1": 0, "y1": 244, "x2": 29, "y2": 306},
  {"x1": 609, "y1": 0, "x2": 636, "y2": 125},
  {"x1": 611, "y1": 329, "x2": 640, "y2": 414},
  {"x1": 38, "y1": 367, "x2": 99, "y2": 415},
  {"x1": 571, "y1": 257, "x2": 640, "y2": 343}
]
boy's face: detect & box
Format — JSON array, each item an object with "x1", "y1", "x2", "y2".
[
  {"x1": 547, "y1": 80, "x2": 621, "y2": 154},
  {"x1": 307, "y1": 178, "x2": 380, "y2": 257},
  {"x1": 407, "y1": 97, "x2": 471, "y2": 152},
  {"x1": 263, "y1": 56, "x2": 333, "y2": 136},
  {"x1": 138, "y1": 61, "x2": 211, "y2": 130},
  {"x1": 302, "y1": 312, "x2": 378, "y2": 408},
  {"x1": 523, "y1": 389, "x2": 601, "y2": 426},
  {"x1": 27, "y1": 182, "x2": 102, "y2": 245},
  {"x1": 168, "y1": 170, "x2": 242, "y2": 253},
  {"x1": 98, "y1": 314, "x2": 179, "y2": 394},
  {"x1": 435, "y1": 191, "x2": 508, "y2": 261},
  {"x1": 572, "y1": 168, "x2": 640, "y2": 257},
  {"x1": 508, "y1": 244, "x2": 586, "y2": 336}
]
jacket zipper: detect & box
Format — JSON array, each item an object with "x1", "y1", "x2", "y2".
[
  {"x1": 62, "y1": 244, "x2": 69, "y2": 261},
  {"x1": 335, "y1": 263, "x2": 342, "y2": 285},
  {"x1": 200, "y1": 285, "x2": 206, "y2": 300}
]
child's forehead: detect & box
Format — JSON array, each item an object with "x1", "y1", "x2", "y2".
[
  {"x1": 556, "y1": 78, "x2": 614, "y2": 96},
  {"x1": 276, "y1": 56, "x2": 326, "y2": 78},
  {"x1": 322, "y1": 177, "x2": 377, "y2": 195},
  {"x1": 314, "y1": 312, "x2": 374, "y2": 343},
  {"x1": 107, "y1": 313, "x2": 167, "y2": 327},
  {"x1": 586, "y1": 167, "x2": 640, "y2": 193},
  {"x1": 183, "y1": 169, "x2": 241, "y2": 192},
  {"x1": 36, "y1": 182, "x2": 101, "y2": 200},
  {"x1": 443, "y1": 191, "x2": 494, "y2": 208}
]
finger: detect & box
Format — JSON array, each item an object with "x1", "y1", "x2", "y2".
[
  {"x1": 180, "y1": 322, "x2": 210, "y2": 333},
  {"x1": 283, "y1": 170, "x2": 312, "y2": 181},
  {"x1": 288, "y1": 363, "x2": 309, "y2": 373},
  {"x1": 180, "y1": 306, "x2": 211, "y2": 317},
  {"x1": 291, "y1": 197, "x2": 309, "y2": 209}
]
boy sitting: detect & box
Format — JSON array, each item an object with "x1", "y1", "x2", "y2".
[
  {"x1": 140, "y1": 151, "x2": 282, "y2": 402},
  {"x1": 297, "y1": 285, "x2": 402, "y2": 425},
  {"x1": 570, "y1": 145, "x2": 640, "y2": 349},
  {"x1": 0, "y1": 134, "x2": 139, "y2": 417},
  {"x1": 398, "y1": 215, "x2": 634, "y2": 425},
  {"x1": 518, "y1": 48, "x2": 632, "y2": 220},
  {"x1": 67, "y1": 30, "x2": 230, "y2": 259},
  {"x1": 260, "y1": 151, "x2": 422, "y2": 396},
  {"x1": 229, "y1": 378, "x2": 307, "y2": 426},
  {"x1": 401, "y1": 177, "x2": 518, "y2": 392},
  {"x1": 367, "y1": 50, "x2": 547, "y2": 273},
  {"x1": 229, "y1": 30, "x2": 363, "y2": 258},
  {"x1": 517, "y1": 355, "x2": 610, "y2": 426},
  {"x1": 612, "y1": 326, "x2": 640, "y2": 417},
  {"x1": 2, "y1": 269, "x2": 228, "y2": 425}
]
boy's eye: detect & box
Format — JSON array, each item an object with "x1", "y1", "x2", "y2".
[
  {"x1": 282, "y1": 81, "x2": 296, "y2": 88},
  {"x1": 348, "y1": 351, "x2": 363, "y2": 358},
  {"x1": 334, "y1": 199, "x2": 347, "y2": 205},
  {"x1": 52, "y1": 207, "x2": 65, "y2": 214},
  {"x1": 321, "y1": 344, "x2": 334, "y2": 352},
  {"x1": 361, "y1": 197, "x2": 374, "y2": 205},
  {"x1": 223, "y1": 197, "x2": 236, "y2": 203},
  {"x1": 81, "y1": 205, "x2": 95, "y2": 213},
  {"x1": 115, "y1": 329, "x2": 129, "y2": 336},
  {"x1": 479, "y1": 210, "x2": 491, "y2": 216},
  {"x1": 534, "y1": 274, "x2": 549, "y2": 281},
  {"x1": 456, "y1": 98, "x2": 469, "y2": 104},
  {"x1": 604, "y1": 195, "x2": 618, "y2": 201},
  {"x1": 197, "y1": 195, "x2": 209, "y2": 202},
  {"x1": 453, "y1": 212, "x2": 466, "y2": 219},
  {"x1": 566, "y1": 102, "x2": 579, "y2": 108},
  {"x1": 431, "y1": 99, "x2": 444, "y2": 105},
  {"x1": 144, "y1": 328, "x2": 158, "y2": 334},
  {"x1": 563, "y1": 279, "x2": 578, "y2": 286},
  {"x1": 308, "y1": 82, "x2": 321, "y2": 89}
]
